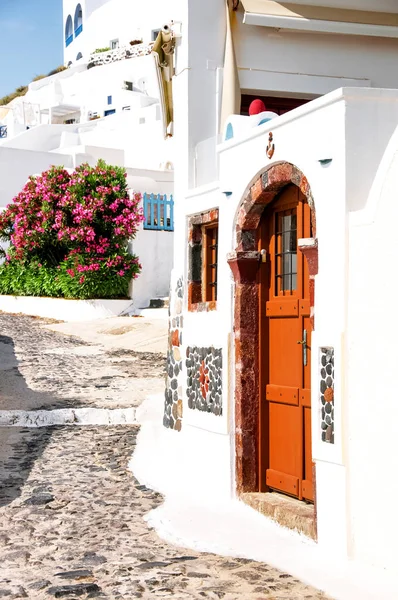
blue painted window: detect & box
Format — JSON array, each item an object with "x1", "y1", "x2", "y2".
[
  {"x1": 143, "y1": 193, "x2": 174, "y2": 231},
  {"x1": 258, "y1": 118, "x2": 272, "y2": 126},
  {"x1": 65, "y1": 15, "x2": 73, "y2": 47},
  {"x1": 76, "y1": 52, "x2": 83, "y2": 61},
  {"x1": 74, "y1": 4, "x2": 83, "y2": 36},
  {"x1": 104, "y1": 109, "x2": 116, "y2": 117},
  {"x1": 225, "y1": 123, "x2": 234, "y2": 141},
  {"x1": 107, "y1": 96, "x2": 112, "y2": 105}
]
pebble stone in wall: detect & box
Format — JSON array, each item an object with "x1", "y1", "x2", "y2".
[
  {"x1": 186, "y1": 347, "x2": 223, "y2": 416},
  {"x1": 320, "y1": 347, "x2": 334, "y2": 444},
  {"x1": 163, "y1": 277, "x2": 184, "y2": 431}
]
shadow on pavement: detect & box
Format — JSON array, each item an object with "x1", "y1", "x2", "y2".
[{"x1": 0, "y1": 335, "x2": 56, "y2": 507}]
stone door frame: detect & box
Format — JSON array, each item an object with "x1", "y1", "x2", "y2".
[{"x1": 227, "y1": 162, "x2": 318, "y2": 495}]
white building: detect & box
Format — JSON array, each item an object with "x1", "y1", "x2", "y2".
[
  {"x1": 0, "y1": 0, "x2": 180, "y2": 310},
  {"x1": 63, "y1": 0, "x2": 176, "y2": 66},
  {"x1": 131, "y1": 1, "x2": 398, "y2": 598},
  {"x1": 3, "y1": 0, "x2": 398, "y2": 594}
]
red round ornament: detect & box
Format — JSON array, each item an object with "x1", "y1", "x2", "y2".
[{"x1": 249, "y1": 99, "x2": 266, "y2": 115}]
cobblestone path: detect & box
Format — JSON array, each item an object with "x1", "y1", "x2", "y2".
[{"x1": 0, "y1": 314, "x2": 330, "y2": 599}]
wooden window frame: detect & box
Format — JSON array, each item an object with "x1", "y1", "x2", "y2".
[
  {"x1": 203, "y1": 223, "x2": 218, "y2": 303},
  {"x1": 188, "y1": 209, "x2": 219, "y2": 312}
]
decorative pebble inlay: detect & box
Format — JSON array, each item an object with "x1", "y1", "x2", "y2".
[
  {"x1": 186, "y1": 347, "x2": 222, "y2": 415},
  {"x1": 320, "y1": 347, "x2": 334, "y2": 444},
  {"x1": 163, "y1": 277, "x2": 184, "y2": 431}
]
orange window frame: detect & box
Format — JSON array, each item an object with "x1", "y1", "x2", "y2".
[{"x1": 203, "y1": 223, "x2": 218, "y2": 303}]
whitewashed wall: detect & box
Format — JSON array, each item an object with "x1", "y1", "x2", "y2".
[
  {"x1": 346, "y1": 116, "x2": 398, "y2": 572},
  {"x1": 0, "y1": 147, "x2": 74, "y2": 209},
  {"x1": 130, "y1": 228, "x2": 174, "y2": 309},
  {"x1": 166, "y1": 87, "x2": 398, "y2": 579}
]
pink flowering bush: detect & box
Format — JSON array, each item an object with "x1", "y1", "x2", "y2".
[{"x1": 0, "y1": 160, "x2": 144, "y2": 299}]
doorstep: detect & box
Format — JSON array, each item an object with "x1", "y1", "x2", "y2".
[{"x1": 241, "y1": 492, "x2": 316, "y2": 540}]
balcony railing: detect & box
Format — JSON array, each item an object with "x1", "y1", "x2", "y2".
[
  {"x1": 88, "y1": 42, "x2": 154, "y2": 69},
  {"x1": 75, "y1": 24, "x2": 83, "y2": 37},
  {"x1": 0, "y1": 126, "x2": 7, "y2": 139},
  {"x1": 143, "y1": 193, "x2": 174, "y2": 231},
  {"x1": 66, "y1": 34, "x2": 73, "y2": 47}
]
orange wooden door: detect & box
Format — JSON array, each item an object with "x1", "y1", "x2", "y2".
[{"x1": 258, "y1": 184, "x2": 313, "y2": 501}]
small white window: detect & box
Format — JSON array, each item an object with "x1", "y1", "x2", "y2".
[
  {"x1": 124, "y1": 81, "x2": 133, "y2": 91},
  {"x1": 110, "y1": 39, "x2": 119, "y2": 50}
]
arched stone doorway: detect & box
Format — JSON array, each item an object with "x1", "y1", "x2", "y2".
[{"x1": 228, "y1": 162, "x2": 318, "y2": 496}]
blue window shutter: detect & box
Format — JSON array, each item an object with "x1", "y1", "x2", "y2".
[{"x1": 107, "y1": 96, "x2": 112, "y2": 105}]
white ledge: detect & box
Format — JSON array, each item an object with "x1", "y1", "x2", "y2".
[{"x1": 298, "y1": 237, "x2": 317, "y2": 248}]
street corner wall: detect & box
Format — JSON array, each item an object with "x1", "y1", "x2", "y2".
[
  {"x1": 130, "y1": 227, "x2": 174, "y2": 309},
  {"x1": 163, "y1": 275, "x2": 184, "y2": 432},
  {"x1": 160, "y1": 191, "x2": 235, "y2": 500},
  {"x1": 345, "y1": 122, "x2": 398, "y2": 573}
]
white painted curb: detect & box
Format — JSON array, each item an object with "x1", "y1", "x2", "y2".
[
  {"x1": 0, "y1": 408, "x2": 137, "y2": 427},
  {"x1": 0, "y1": 295, "x2": 135, "y2": 322}
]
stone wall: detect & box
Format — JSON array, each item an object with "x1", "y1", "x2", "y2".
[{"x1": 163, "y1": 277, "x2": 184, "y2": 431}]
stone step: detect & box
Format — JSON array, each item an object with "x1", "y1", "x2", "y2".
[
  {"x1": 241, "y1": 491, "x2": 316, "y2": 540},
  {"x1": 149, "y1": 297, "x2": 170, "y2": 309}
]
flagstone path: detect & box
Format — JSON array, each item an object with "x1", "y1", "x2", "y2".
[{"x1": 0, "y1": 313, "x2": 331, "y2": 599}]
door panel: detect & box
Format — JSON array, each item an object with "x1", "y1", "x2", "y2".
[
  {"x1": 268, "y1": 317, "x2": 301, "y2": 387},
  {"x1": 268, "y1": 402, "x2": 302, "y2": 477},
  {"x1": 259, "y1": 184, "x2": 313, "y2": 501}
]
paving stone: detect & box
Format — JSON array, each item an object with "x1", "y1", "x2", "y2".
[
  {"x1": 54, "y1": 571, "x2": 93, "y2": 581},
  {"x1": 0, "y1": 314, "x2": 331, "y2": 599},
  {"x1": 47, "y1": 583, "x2": 101, "y2": 597}
]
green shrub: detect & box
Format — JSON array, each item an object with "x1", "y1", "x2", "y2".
[
  {"x1": 92, "y1": 47, "x2": 111, "y2": 54},
  {"x1": 0, "y1": 160, "x2": 144, "y2": 299}
]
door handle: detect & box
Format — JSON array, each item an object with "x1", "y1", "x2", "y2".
[{"x1": 297, "y1": 329, "x2": 307, "y2": 366}]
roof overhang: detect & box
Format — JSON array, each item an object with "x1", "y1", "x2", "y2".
[
  {"x1": 241, "y1": 1, "x2": 398, "y2": 38},
  {"x1": 40, "y1": 104, "x2": 80, "y2": 116}
]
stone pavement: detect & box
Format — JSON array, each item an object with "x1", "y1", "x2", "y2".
[
  {"x1": 0, "y1": 313, "x2": 165, "y2": 411},
  {"x1": 0, "y1": 313, "x2": 331, "y2": 599}
]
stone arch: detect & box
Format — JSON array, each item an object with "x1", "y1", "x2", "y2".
[{"x1": 227, "y1": 162, "x2": 318, "y2": 495}]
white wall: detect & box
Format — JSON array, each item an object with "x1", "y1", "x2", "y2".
[
  {"x1": 0, "y1": 147, "x2": 73, "y2": 208},
  {"x1": 165, "y1": 87, "x2": 398, "y2": 580},
  {"x1": 346, "y1": 114, "x2": 398, "y2": 572},
  {"x1": 63, "y1": 0, "x2": 87, "y2": 65},
  {"x1": 130, "y1": 228, "x2": 174, "y2": 308}
]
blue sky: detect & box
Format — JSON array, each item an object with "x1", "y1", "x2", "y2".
[{"x1": 0, "y1": 0, "x2": 63, "y2": 97}]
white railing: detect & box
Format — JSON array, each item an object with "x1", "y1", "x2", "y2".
[{"x1": 88, "y1": 42, "x2": 154, "y2": 69}]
